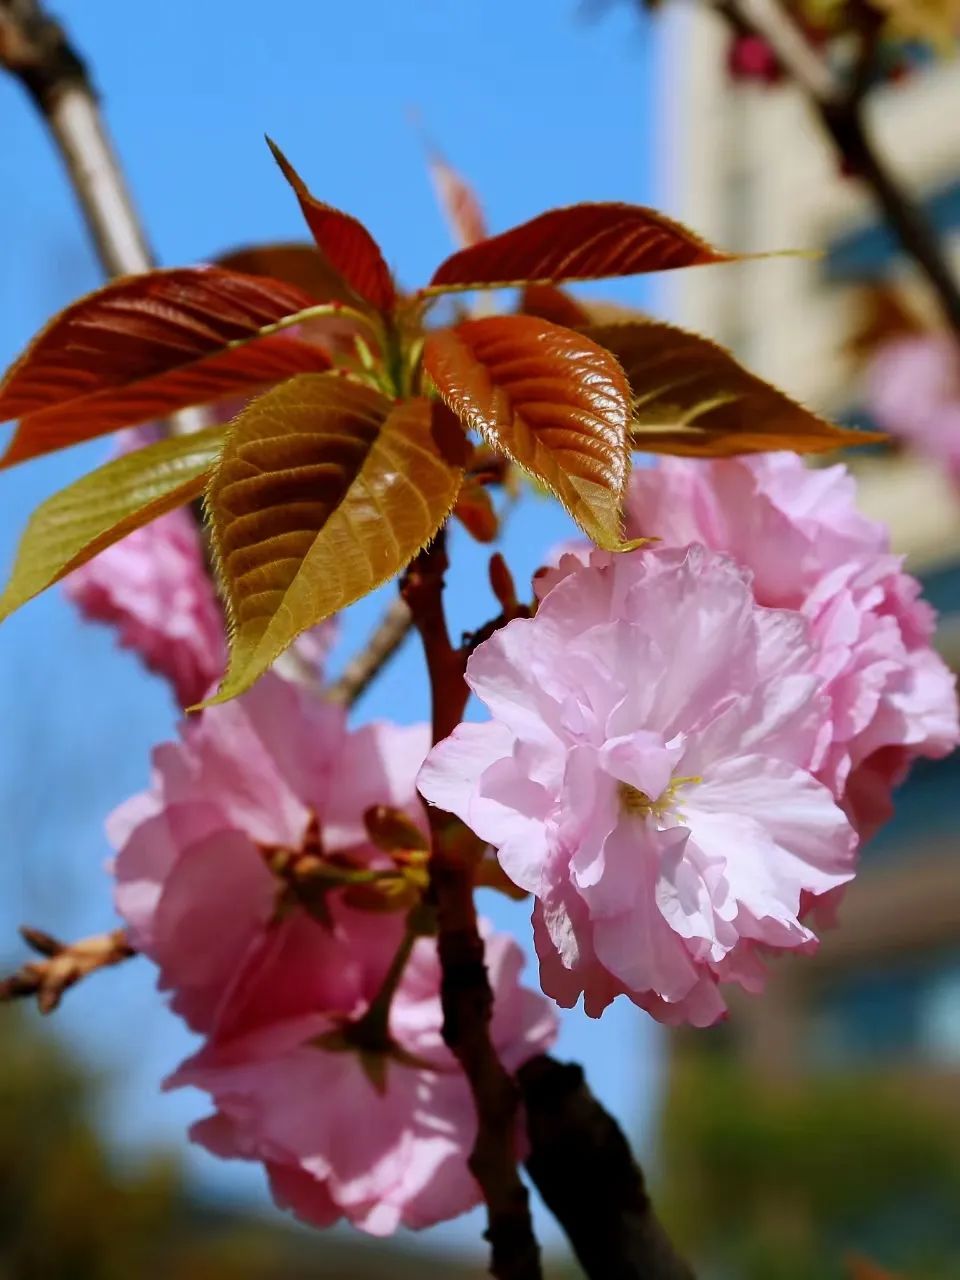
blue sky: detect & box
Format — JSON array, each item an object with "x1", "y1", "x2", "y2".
[{"x1": 0, "y1": 0, "x2": 667, "y2": 1259}]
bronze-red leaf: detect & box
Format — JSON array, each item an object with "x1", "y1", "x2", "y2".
[
  {"x1": 424, "y1": 315, "x2": 632, "y2": 548},
  {"x1": 0, "y1": 267, "x2": 330, "y2": 467},
  {"x1": 428, "y1": 202, "x2": 733, "y2": 293},
  {"x1": 267, "y1": 139, "x2": 395, "y2": 314}
]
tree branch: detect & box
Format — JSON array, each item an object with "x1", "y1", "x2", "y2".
[
  {"x1": 0, "y1": 926, "x2": 136, "y2": 1013},
  {"x1": 715, "y1": 0, "x2": 960, "y2": 335},
  {"x1": 326, "y1": 596, "x2": 414, "y2": 707},
  {"x1": 0, "y1": 0, "x2": 152, "y2": 276},
  {"x1": 402, "y1": 534, "x2": 543, "y2": 1280},
  {"x1": 519, "y1": 1056, "x2": 696, "y2": 1280}
]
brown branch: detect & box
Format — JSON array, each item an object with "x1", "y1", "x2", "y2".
[
  {"x1": 0, "y1": 0, "x2": 152, "y2": 276},
  {"x1": 0, "y1": 926, "x2": 136, "y2": 1013},
  {"x1": 519, "y1": 1056, "x2": 696, "y2": 1280},
  {"x1": 715, "y1": 0, "x2": 960, "y2": 335},
  {"x1": 402, "y1": 534, "x2": 542, "y2": 1280},
  {"x1": 326, "y1": 596, "x2": 414, "y2": 707}
]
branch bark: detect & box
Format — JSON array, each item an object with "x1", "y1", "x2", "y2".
[
  {"x1": 519, "y1": 1056, "x2": 696, "y2": 1280},
  {"x1": 0, "y1": 0, "x2": 152, "y2": 276},
  {"x1": 0, "y1": 926, "x2": 135, "y2": 1013},
  {"x1": 715, "y1": 0, "x2": 960, "y2": 335},
  {"x1": 326, "y1": 597, "x2": 413, "y2": 707},
  {"x1": 402, "y1": 534, "x2": 543, "y2": 1280}
]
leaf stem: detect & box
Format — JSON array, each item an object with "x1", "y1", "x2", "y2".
[
  {"x1": 401, "y1": 531, "x2": 543, "y2": 1280},
  {"x1": 347, "y1": 912, "x2": 421, "y2": 1052}
]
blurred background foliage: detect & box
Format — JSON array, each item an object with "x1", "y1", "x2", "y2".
[
  {"x1": 660, "y1": 1053, "x2": 960, "y2": 1279},
  {"x1": 0, "y1": 1010, "x2": 508, "y2": 1278}
]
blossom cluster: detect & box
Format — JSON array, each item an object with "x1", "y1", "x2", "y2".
[
  {"x1": 92, "y1": 444, "x2": 956, "y2": 1234},
  {"x1": 110, "y1": 673, "x2": 556, "y2": 1233},
  {"x1": 419, "y1": 453, "x2": 958, "y2": 1024},
  {"x1": 866, "y1": 334, "x2": 960, "y2": 488}
]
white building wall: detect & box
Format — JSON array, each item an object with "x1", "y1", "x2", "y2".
[{"x1": 657, "y1": 6, "x2": 960, "y2": 568}]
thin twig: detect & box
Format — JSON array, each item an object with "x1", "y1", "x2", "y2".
[
  {"x1": 326, "y1": 596, "x2": 414, "y2": 706},
  {"x1": 402, "y1": 534, "x2": 542, "y2": 1280},
  {"x1": 519, "y1": 1056, "x2": 696, "y2": 1280},
  {"x1": 0, "y1": 926, "x2": 136, "y2": 1013},
  {"x1": 714, "y1": 0, "x2": 960, "y2": 335}
]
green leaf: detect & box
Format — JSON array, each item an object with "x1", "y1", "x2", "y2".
[
  {"x1": 0, "y1": 426, "x2": 225, "y2": 620},
  {"x1": 585, "y1": 320, "x2": 886, "y2": 455},
  {"x1": 207, "y1": 374, "x2": 467, "y2": 704}
]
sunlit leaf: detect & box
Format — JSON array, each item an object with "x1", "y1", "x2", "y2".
[
  {"x1": 428, "y1": 151, "x2": 488, "y2": 248},
  {"x1": 0, "y1": 267, "x2": 330, "y2": 468},
  {"x1": 267, "y1": 139, "x2": 396, "y2": 314},
  {"x1": 0, "y1": 425, "x2": 225, "y2": 619},
  {"x1": 424, "y1": 315, "x2": 632, "y2": 548},
  {"x1": 585, "y1": 320, "x2": 885, "y2": 455},
  {"x1": 427, "y1": 202, "x2": 733, "y2": 294},
  {"x1": 216, "y1": 242, "x2": 373, "y2": 360},
  {"x1": 208, "y1": 374, "x2": 466, "y2": 703}
]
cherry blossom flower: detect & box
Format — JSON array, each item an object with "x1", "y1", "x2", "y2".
[
  {"x1": 866, "y1": 334, "x2": 960, "y2": 486},
  {"x1": 65, "y1": 431, "x2": 336, "y2": 706},
  {"x1": 65, "y1": 505, "x2": 227, "y2": 708},
  {"x1": 110, "y1": 673, "x2": 555, "y2": 1233},
  {"x1": 626, "y1": 453, "x2": 958, "y2": 838},
  {"x1": 418, "y1": 544, "x2": 857, "y2": 1025}
]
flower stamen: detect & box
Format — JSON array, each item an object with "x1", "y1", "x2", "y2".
[{"x1": 618, "y1": 775, "x2": 701, "y2": 823}]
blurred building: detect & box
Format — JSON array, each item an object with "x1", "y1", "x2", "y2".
[{"x1": 655, "y1": 14, "x2": 960, "y2": 1274}]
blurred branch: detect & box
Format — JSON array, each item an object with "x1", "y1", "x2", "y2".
[
  {"x1": 519, "y1": 1056, "x2": 696, "y2": 1280},
  {"x1": 0, "y1": 926, "x2": 136, "y2": 1013},
  {"x1": 326, "y1": 596, "x2": 414, "y2": 706},
  {"x1": 0, "y1": 0, "x2": 152, "y2": 275},
  {"x1": 713, "y1": 0, "x2": 960, "y2": 336},
  {"x1": 403, "y1": 534, "x2": 543, "y2": 1280}
]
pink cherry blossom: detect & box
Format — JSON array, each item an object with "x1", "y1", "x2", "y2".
[
  {"x1": 110, "y1": 673, "x2": 555, "y2": 1233},
  {"x1": 626, "y1": 453, "x2": 958, "y2": 839},
  {"x1": 418, "y1": 543, "x2": 857, "y2": 1025},
  {"x1": 65, "y1": 506, "x2": 227, "y2": 708},
  {"x1": 866, "y1": 335, "x2": 960, "y2": 485},
  {"x1": 65, "y1": 429, "x2": 336, "y2": 707}
]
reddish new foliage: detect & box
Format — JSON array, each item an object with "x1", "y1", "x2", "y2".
[
  {"x1": 429, "y1": 202, "x2": 733, "y2": 291},
  {"x1": 0, "y1": 267, "x2": 330, "y2": 466},
  {"x1": 267, "y1": 140, "x2": 396, "y2": 313}
]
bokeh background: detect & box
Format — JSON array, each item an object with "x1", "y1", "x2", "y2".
[{"x1": 0, "y1": 1, "x2": 958, "y2": 1276}]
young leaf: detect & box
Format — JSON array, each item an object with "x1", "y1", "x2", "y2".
[
  {"x1": 453, "y1": 481, "x2": 498, "y2": 542},
  {"x1": 428, "y1": 151, "x2": 488, "y2": 248},
  {"x1": 0, "y1": 425, "x2": 225, "y2": 619},
  {"x1": 585, "y1": 320, "x2": 885, "y2": 455},
  {"x1": 427, "y1": 203, "x2": 733, "y2": 294},
  {"x1": 519, "y1": 284, "x2": 592, "y2": 328},
  {"x1": 424, "y1": 315, "x2": 632, "y2": 548},
  {"x1": 217, "y1": 243, "x2": 360, "y2": 305},
  {"x1": 0, "y1": 268, "x2": 331, "y2": 468},
  {"x1": 267, "y1": 139, "x2": 396, "y2": 314},
  {"x1": 207, "y1": 374, "x2": 466, "y2": 703}
]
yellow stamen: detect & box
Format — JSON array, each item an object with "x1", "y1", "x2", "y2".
[{"x1": 618, "y1": 775, "x2": 701, "y2": 822}]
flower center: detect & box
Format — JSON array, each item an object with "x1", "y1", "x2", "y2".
[{"x1": 618, "y1": 775, "x2": 700, "y2": 823}]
